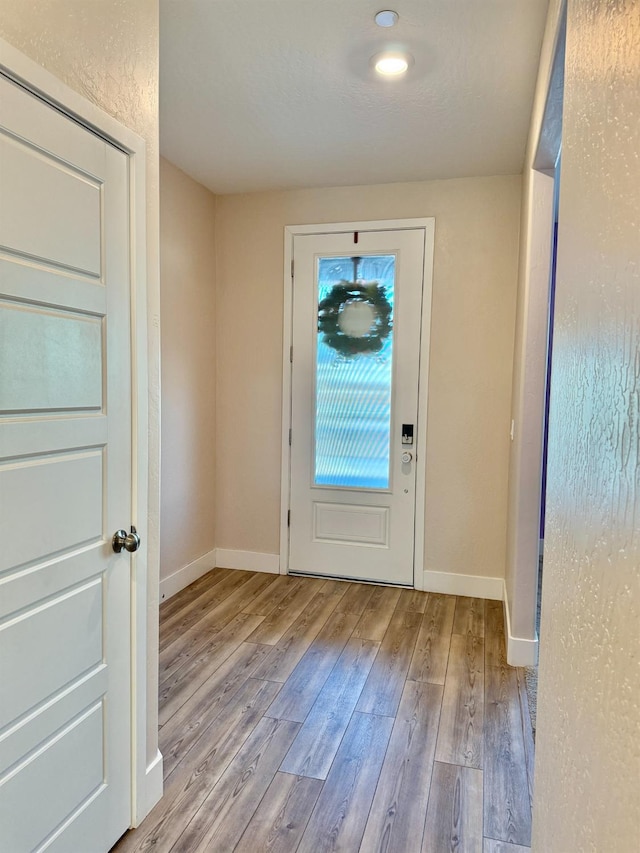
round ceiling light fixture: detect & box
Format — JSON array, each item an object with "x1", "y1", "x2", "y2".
[
  {"x1": 374, "y1": 10, "x2": 399, "y2": 28},
  {"x1": 373, "y1": 51, "x2": 411, "y2": 77}
]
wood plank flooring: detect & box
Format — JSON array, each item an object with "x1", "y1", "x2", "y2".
[{"x1": 113, "y1": 569, "x2": 533, "y2": 853}]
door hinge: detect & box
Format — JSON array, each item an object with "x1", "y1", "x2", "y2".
[
  {"x1": 291, "y1": 259, "x2": 294, "y2": 278},
  {"x1": 287, "y1": 509, "x2": 291, "y2": 527},
  {"x1": 290, "y1": 345, "x2": 293, "y2": 363},
  {"x1": 288, "y1": 428, "x2": 292, "y2": 445}
]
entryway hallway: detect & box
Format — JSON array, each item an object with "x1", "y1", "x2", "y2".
[{"x1": 113, "y1": 569, "x2": 533, "y2": 852}]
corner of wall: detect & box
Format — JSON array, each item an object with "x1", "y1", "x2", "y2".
[
  {"x1": 134, "y1": 750, "x2": 163, "y2": 826},
  {"x1": 504, "y1": 0, "x2": 564, "y2": 647},
  {"x1": 212, "y1": 188, "x2": 219, "y2": 554},
  {"x1": 159, "y1": 549, "x2": 218, "y2": 601},
  {"x1": 503, "y1": 581, "x2": 539, "y2": 667}
]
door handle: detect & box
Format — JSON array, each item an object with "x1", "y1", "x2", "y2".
[{"x1": 112, "y1": 525, "x2": 141, "y2": 553}]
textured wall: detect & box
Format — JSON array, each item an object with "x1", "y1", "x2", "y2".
[
  {"x1": 215, "y1": 176, "x2": 521, "y2": 580},
  {"x1": 0, "y1": 0, "x2": 161, "y2": 769},
  {"x1": 532, "y1": 0, "x2": 640, "y2": 848},
  {"x1": 160, "y1": 157, "x2": 216, "y2": 582}
]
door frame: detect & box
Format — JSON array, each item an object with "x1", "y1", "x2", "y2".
[
  {"x1": 281, "y1": 219, "x2": 435, "y2": 590},
  {"x1": 0, "y1": 38, "x2": 158, "y2": 825}
]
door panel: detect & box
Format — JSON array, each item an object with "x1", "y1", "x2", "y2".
[
  {"x1": 2, "y1": 703, "x2": 105, "y2": 853},
  {"x1": 0, "y1": 302, "x2": 103, "y2": 411},
  {"x1": 0, "y1": 132, "x2": 102, "y2": 274},
  {"x1": 0, "y1": 75, "x2": 131, "y2": 852},
  {"x1": 289, "y1": 228, "x2": 427, "y2": 585},
  {"x1": 0, "y1": 666, "x2": 107, "y2": 778},
  {"x1": 0, "y1": 451, "x2": 103, "y2": 571},
  {"x1": 313, "y1": 501, "x2": 390, "y2": 546},
  {"x1": 0, "y1": 578, "x2": 102, "y2": 728}
]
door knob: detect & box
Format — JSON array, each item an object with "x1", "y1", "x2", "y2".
[{"x1": 112, "y1": 525, "x2": 141, "y2": 553}]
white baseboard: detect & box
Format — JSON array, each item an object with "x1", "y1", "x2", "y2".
[
  {"x1": 159, "y1": 549, "x2": 217, "y2": 602},
  {"x1": 423, "y1": 570, "x2": 503, "y2": 600},
  {"x1": 160, "y1": 548, "x2": 281, "y2": 602},
  {"x1": 165, "y1": 553, "x2": 506, "y2": 603},
  {"x1": 215, "y1": 548, "x2": 280, "y2": 574},
  {"x1": 503, "y1": 581, "x2": 539, "y2": 667},
  {"x1": 134, "y1": 749, "x2": 163, "y2": 826}
]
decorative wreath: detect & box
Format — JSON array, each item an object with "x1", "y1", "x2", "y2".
[{"x1": 318, "y1": 281, "x2": 393, "y2": 356}]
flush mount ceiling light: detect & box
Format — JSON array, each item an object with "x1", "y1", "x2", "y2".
[
  {"x1": 373, "y1": 51, "x2": 412, "y2": 77},
  {"x1": 374, "y1": 10, "x2": 399, "y2": 28}
]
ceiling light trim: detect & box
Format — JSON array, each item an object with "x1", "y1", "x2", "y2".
[{"x1": 375, "y1": 10, "x2": 399, "y2": 28}]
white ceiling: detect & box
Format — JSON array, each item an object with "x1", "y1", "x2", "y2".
[{"x1": 160, "y1": 0, "x2": 549, "y2": 195}]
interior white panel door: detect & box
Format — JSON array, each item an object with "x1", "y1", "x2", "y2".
[
  {"x1": 289, "y1": 227, "x2": 428, "y2": 585},
  {"x1": 0, "y1": 75, "x2": 132, "y2": 852}
]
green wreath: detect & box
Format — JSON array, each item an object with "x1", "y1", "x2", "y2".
[{"x1": 318, "y1": 281, "x2": 393, "y2": 356}]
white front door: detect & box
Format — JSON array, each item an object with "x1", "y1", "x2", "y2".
[
  {"x1": 0, "y1": 75, "x2": 132, "y2": 851},
  {"x1": 288, "y1": 224, "x2": 432, "y2": 585}
]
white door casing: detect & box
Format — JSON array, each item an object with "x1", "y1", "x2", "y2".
[
  {"x1": 284, "y1": 222, "x2": 434, "y2": 586},
  {"x1": 0, "y1": 71, "x2": 135, "y2": 851}
]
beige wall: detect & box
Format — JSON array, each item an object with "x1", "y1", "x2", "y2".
[
  {"x1": 532, "y1": 0, "x2": 640, "y2": 848},
  {"x1": 160, "y1": 157, "x2": 216, "y2": 583},
  {"x1": 0, "y1": 0, "x2": 161, "y2": 770},
  {"x1": 215, "y1": 176, "x2": 521, "y2": 580}
]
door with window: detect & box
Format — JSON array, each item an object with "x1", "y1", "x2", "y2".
[
  {"x1": 0, "y1": 73, "x2": 132, "y2": 851},
  {"x1": 288, "y1": 223, "x2": 433, "y2": 585}
]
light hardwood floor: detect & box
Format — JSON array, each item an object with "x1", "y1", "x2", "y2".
[{"x1": 113, "y1": 569, "x2": 534, "y2": 853}]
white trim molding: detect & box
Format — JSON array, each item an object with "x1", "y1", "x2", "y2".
[
  {"x1": 160, "y1": 549, "x2": 282, "y2": 603},
  {"x1": 503, "y1": 581, "x2": 539, "y2": 667},
  {"x1": 133, "y1": 751, "x2": 163, "y2": 828},
  {"x1": 216, "y1": 549, "x2": 280, "y2": 574},
  {"x1": 159, "y1": 550, "x2": 217, "y2": 601},
  {"x1": 423, "y1": 570, "x2": 503, "y2": 600}
]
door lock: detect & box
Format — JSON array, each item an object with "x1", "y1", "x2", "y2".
[
  {"x1": 401, "y1": 451, "x2": 413, "y2": 464},
  {"x1": 112, "y1": 525, "x2": 141, "y2": 553},
  {"x1": 402, "y1": 424, "x2": 414, "y2": 445}
]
